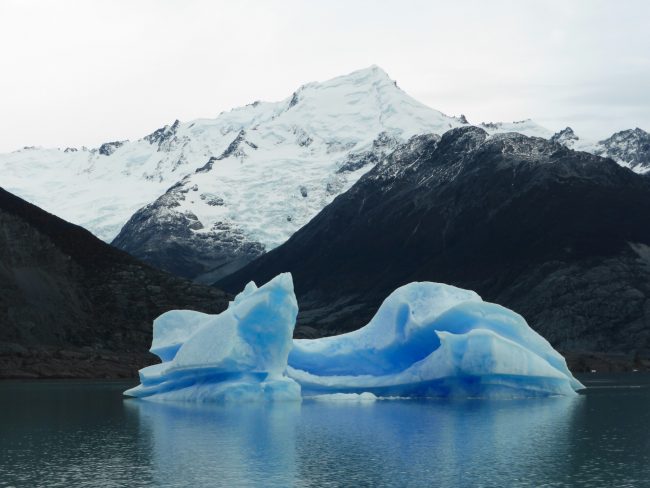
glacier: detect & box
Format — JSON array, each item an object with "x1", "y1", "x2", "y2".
[{"x1": 124, "y1": 274, "x2": 584, "y2": 402}]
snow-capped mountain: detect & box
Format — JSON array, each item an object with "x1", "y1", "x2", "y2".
[
  {"x1": 111, "y1": 66, "x2": 473, "y2": 280},
  {"x1": 595, "y1": 128, "x2": 650, "y2": 173},
  {"x1": 479, "y1": 119, "x2": 553, "y2": 139},
  {"x1": 2, "y1": 65, "x2": 649, "y2": 282},
  {"x1": 549, "y1": 126, "x2": 650, "y2": 174},
  {"x1": 0, "y1": 66, "x2": 464, "y2": 248}
]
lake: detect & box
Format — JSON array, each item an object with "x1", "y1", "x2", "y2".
[{"x1": 1, "y1": 374, "x2": 649, "y2": 487}]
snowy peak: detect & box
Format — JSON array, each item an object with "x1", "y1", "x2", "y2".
[
  {"x1": 144, "y1": 119, "x2": 181, "y2": 148},
  {"x1": 597, "y1": 128, "x2": 650, "y2": 173},
  {"x1": 4, "y1": 63, "x2": 649, "y2": 268},
  {"x1": 98, "y1": 140, "x2": 127, "y2": 156},
  {"x1": 480, "y1": 119, "x2": 553, "y2": 139},
  {"x1": 550, "y1": 127, "x2": 579, "y2": 148},
  {"x1": 289, "y1": 66, "x2": 396, "y2": 102},
  {"x1": 108, "y1": 67, "x2": 474, "y2": 282},
  {"x1": 323, "y1": 64, "x2": 397, "y2": 88},
  {"x1": 6, "y1": 66, "x2": 468, "y2": 243},
  {"x1": 256, "y1": 64, "x2": 465, "y2": 146},
  {"x1": 548, "y1": 126, "x2": 650, "y2": 174}
]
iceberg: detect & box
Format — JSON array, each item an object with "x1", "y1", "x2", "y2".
[
  {"x1": 125, "y1": 274, "x2": 583, "y2": 402},
  {"x1": 289, "y1": 282, "x2": 584, "y2": 398},
  {"x1": 124, "y1": 273, "x2": 301, "y2": 402}
]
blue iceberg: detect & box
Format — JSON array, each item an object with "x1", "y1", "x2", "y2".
[
  {"x1": 124, "y1": 274, "x2": 301, "y2": 402},
  {"x1": 289, "y1": 282, "x2": 584, "y2": 398},
  {"x1": 125, "y1": 274, "x2": 583, "y2": 402}
]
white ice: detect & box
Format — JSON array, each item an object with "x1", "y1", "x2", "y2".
[
  {"x1": 289, "y1": 282, "x2": 584, "y2": 398},
  {"x1": 124, "y1": 273, "x2": 300, "y2": 403},
  {"x1": 125, "y1": 274, "x2": 584, "y2": 402}
]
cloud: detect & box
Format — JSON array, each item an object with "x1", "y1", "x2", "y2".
[{"x1": 0, "y1": 0, "x2": 648, "y2": 151}]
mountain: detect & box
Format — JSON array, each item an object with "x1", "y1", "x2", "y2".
[
  {"x1": 596, "y1": 128, "x2": 650, "y2": 173},
  {"x1": 3, "y1": 66, "x2": 648, "y2": 283},
  {"x1": 110, "y1": 66, "x2": 469, "y2": 281},
  {"x1": 479, "y1": 119, "x2": 553, "y2": 139},
  {"x1": 217, "y1": 127, "x2": 650, "y2": 369},
  {"x1": 0, "y1": 187, "x2": 229, "y2": 378},
  {"x1": 550, "y1": 126, "x2": 650, "y2": 174}
]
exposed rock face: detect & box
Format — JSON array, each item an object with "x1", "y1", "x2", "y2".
[
  {"x1": 107, "y1": 66, "x2": 469, "y2": 282},
  {"x1": 0, "y1": 66, "x2": 468, "y2": 247},
  {"x1": 111, "y1": 130, "x2": 403, "y2": 283},
  {"x1": 0, "y1": 187, "x2": 230, "y2": 378},
  {"x1": 111, "y1": 175, "x2": 266, "y2": 283},
  {"x1": 596, "y1": 128, "x2": 650, "y2": 173},
  {"x1": 144, "y1": 119, "x2": 181, "y2": 148},
  {"x1": 550, "y1": 127, "x2": 579, "y2": 148},
  {"x1": 98, "y1": 140, "x2": 127, "y2": 156},
  {"x1": 217, "y1": 127, "x2": 650, "y2": 358}
]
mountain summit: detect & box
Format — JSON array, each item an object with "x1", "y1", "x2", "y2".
[
  {"x1": 1, "y1": 66, "x2": 464, "y2": 246},
  {"x1": 2, "y1": 66, "x2": 648, "y2": 282},
  {"x1": 109, "y1": 66, "x2": 470, "y2": 281}
]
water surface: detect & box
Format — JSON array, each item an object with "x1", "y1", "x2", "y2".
[{"x1": 1, "y1": 374, "x2": 649, "y2": 487}]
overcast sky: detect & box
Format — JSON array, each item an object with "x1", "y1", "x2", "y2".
[{"x1": 1, "y1": 0, "x2": 649, "y2": 152}]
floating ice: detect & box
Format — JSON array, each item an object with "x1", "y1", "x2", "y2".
[
  {"x1": 288, "y1": 282, "x2": 584, "y2": 398},
  {"x1": 124, "y1": 273, "x2": 301, "y2": 402},
  {"x1": 125, "y1": 274, "x2": 583, "y2": 402},
  {"x1": 308, "y1": 392, "x2": 378, "y2": 402}
]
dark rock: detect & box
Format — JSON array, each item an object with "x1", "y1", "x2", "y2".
[
  {"x1": 0, "y1": 187, "x2": 230, "y2": 378},
  {"x1": 217, "y1": 126, "x2": 650, "y2": 357},
  {"x1": 98, "y1": 140, "x2": 127, "y2": 156},
  {"x1": 288, "y1": 91, "x2": 299, "y2": 109},
  {"x1": 550, "y1": 127, "x2": 579, "y2": 146},
  {"x1": 111, "y1": 177, "x2": 265, "y2": 283},
  {"x1": 196, "y1": 130, "x2": 251, "y2": 173},
  {"x1": 596, "y1": 127, "x2": 650, "y2": 172},
  {"x1": 144, "y1": 119, "x2": 181, "y2": 148}
]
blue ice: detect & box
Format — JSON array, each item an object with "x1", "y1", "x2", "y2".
[
  {"x1": 124, "y1": 273, "x2": 301, "y2": 402},
  {"x1": 124, "y1": 274, "x2": 583, "y2": 402}
]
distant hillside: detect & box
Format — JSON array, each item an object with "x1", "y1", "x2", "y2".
[
  {"x1": 0, "y1": 187, "x2": 229, "y2": 378},
  {"x1": 218, "y1": 127, "x2": 650, "y2": 372}
]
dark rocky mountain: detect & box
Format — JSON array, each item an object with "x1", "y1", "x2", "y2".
[
  {"x1": 0, "y1": 187, "x2": 230, "y2": 378},
  {"x1": 111, "y1": 174, "x2": 266, "y2": 283},
  {"x1": 217, "y1": 126, "x2": 650, "y2": 371},
  {"x1": 111, "y1": 132, "x2": 402, "y2": 284}
]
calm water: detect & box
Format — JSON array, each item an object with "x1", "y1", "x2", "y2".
[{"x1": 1, "y1": 375, "x2": 649, "y2": 487}]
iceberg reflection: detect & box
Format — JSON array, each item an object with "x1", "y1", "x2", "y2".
[{"x1": 126, "y1": 395, "x2": 583, "y2": 486}]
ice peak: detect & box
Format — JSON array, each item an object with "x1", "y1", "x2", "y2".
[
  {"x1": 326, "y1": 65, "x2": 395, "y2": 88},
  {"x1": 550, "y1": 127, "x2": 579, "y2": 147}
]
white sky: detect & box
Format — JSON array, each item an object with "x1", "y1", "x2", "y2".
[{"x1": 1, "y1": 0, "x2": 649, "y2": 152}]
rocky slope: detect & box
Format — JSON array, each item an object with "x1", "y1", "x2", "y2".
[
  {"x1": 3, "y1": 66, "x2": 648, "y2": 283},
  {"x1": 217, "y1": 127, "x2": 650, "y2": 368},
  {"x1": 596, "y1": 128, "x2": 650, "y2": 173},
  {"x1": 551, "y1": 126, "x2": 650, "y2": 173},
  {"x1": 0, "y1": 66, "x2": 568, "y2": 284},
  {"x1": 0, "y1": 187, "x2": 229, "y2": 378},
  {"x1": 111, "y1": 67, "x2": 469, "y2": 281}
]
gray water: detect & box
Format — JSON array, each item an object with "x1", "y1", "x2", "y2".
[{"x1": 0, "y1": 375, "x2": 649, "y2": 488}]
